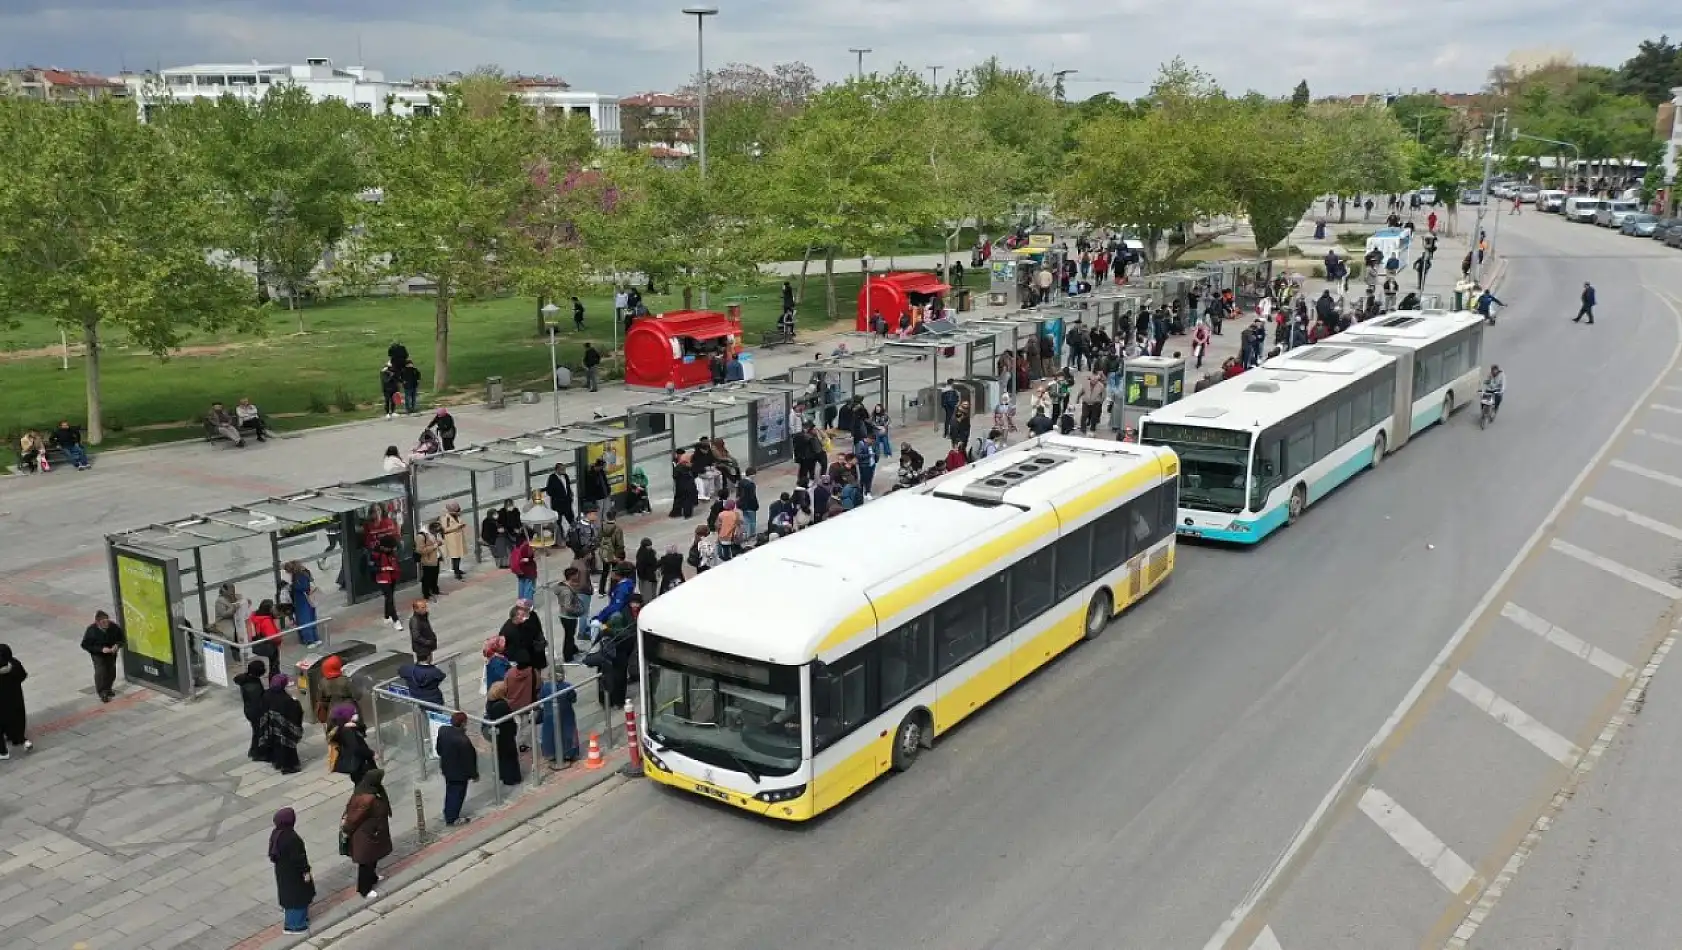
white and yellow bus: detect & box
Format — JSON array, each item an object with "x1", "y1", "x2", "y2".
[{"x1": 636, "y1": 434, "x2": 1179, "y2": 821}]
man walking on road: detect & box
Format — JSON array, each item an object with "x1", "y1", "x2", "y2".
[
  {"x1": 1574, "y1": 282, "x2": 1597, "y2": 324},
  {"x1": 81, "y1": 611, "x2": 124, "y2": 703},
  {"x1": 1413, "y1": 253, "x2": 1431, "y2": 290},
  {"x1": 582, "y1": 342, "x2": 602, "y2": 392}
]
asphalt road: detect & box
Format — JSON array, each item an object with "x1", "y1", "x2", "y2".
[{"x1": 338, "y1": 212, "x2": 1682, "y2": 950}]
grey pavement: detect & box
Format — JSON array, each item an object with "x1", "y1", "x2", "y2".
[{"x1": 0, "y1": 215, "x2": 1483, "y2": 949}]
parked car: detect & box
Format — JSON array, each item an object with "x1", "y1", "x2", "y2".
[
  {"x1": 1516, "y1": 186, "x2": 1540, "y2": 204},
  {"x1": 1621, "y1": 213, "x2": 1658, "y2": 236},
  {"x1": 1419, "y1": 186, "x2": 1437, "y2": 205},
  {"x1": 1595, "y1": 199, "x2": 1641, "y2": 228},
  {"x1": 1539, "y1": 190, "x2": 1568, "y2": 212},
  {"x1": 1462, "y1": 189, "x2": 1484, "y2": 205},
  {"x1": 1564, "y1": 196, "x2": 1604, "y2": 222},
  {"x1": 1653, "y1": 218, "x2": 1682, "y2": 242},
  {"x1": 1667, "y1": 225, "x2": 1682, "y2": 249}
]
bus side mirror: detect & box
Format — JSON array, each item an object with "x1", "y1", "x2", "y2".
[{"x1": 810, "y1": 660, "x2": 828, "y2": 681}]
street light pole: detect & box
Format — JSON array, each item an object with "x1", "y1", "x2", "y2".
[
  {"x1": 927, "y1": 65, "x2": 943, "y2": 89},
  {"x1": 1510, "y1": 128, "x2": 1581, "y2": 191},
  {"x1": 1471, "y1": 109, "x2": 1506, "y2": 287},
  {"x1": 540, "y1": 302, "x2": 561, "y2": 424},
  {"x1": 848, "y1": 48, "x2": 871, "y2": 80},
  {"x1": 683, "y1": 6, "x2": 718, "y2": 309},
  {"x1": 862, "y1": 255, "x2": 872, "y2": 333}
]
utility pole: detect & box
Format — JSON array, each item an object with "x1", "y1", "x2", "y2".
[
  {"x1": 682, "y1": 6, "x2": 718, "y2": 307},
  {"x1": 1471, "y1": 109, "x2": 1507, "y2": 287},
  {"x1": 848, "y1": 48, "x2": 871, "y2": 80},
  {"x1": 927, "y1": 65, "x2": 943, "y2": 89}
]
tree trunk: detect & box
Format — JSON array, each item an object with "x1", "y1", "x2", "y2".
[
  {"x1": 823, "y1": 248, "x2": 837, "y2": 319},
  {"x1": 796, "y1": 244, "x2": 814, "y2": 305},
  {"x1": 536, "y1": 293, "x2": 548, "y2": 337},
  {"x1": 82, "y1": 316, "x2": 104, "y2": 445},
  {"x1": 1338, "y1": 197, "x2": 1348, "y2": 224},
  {"x1": 433, "y1": 280, "x2": 451, "y2": 392},
  {"x1": 682, "y1": 286, "x2": 694, "y2": 309}
]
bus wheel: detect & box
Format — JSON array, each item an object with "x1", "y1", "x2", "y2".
[
  {"x1": 892, "y1": 714, "x2": 926, "y2": 772},
  {"x1": 1083, "y1": 590, "x2": 1114, "y2": 641},
  {"x1": 1287, "y1": 484, "x2": 1307, "y2": 525},
  {"x1": 1442, "y1": 393, "x2": 1454, "y2": 422},
  {"x1": 1371, "y1": 431, "x2": 1388, "y2": 470}
]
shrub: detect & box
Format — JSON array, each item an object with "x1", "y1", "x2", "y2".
[
  {"x1": 306, "y1": 392, "x2": 331, "y2": 414},
  {"x1": 333, "y1": 387, "x2": 359, "y2": 413}
]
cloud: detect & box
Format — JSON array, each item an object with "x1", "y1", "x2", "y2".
[{"x1": 0, "y1": 0, "x2": 1669, "y2": 98}]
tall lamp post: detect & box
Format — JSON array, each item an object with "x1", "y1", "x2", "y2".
[
  {"x1": 1472, "y1": 109, "x2": 1508, "y2": 287},
  {"x1": 862, "y1": 254, "x2": 873, "y2": 333},
  {"x1": 848, "y1": 48, "x2": 871, "y2": 80},
  {"x1": 683, "y1": 6, "x2": 718, "y2": 308},
  {"x1": 520, "y1": 498, "x2": 563, "y2": 768},
  {"x1": 540, "y1": 302, "x2": 561, "y2": 425}
]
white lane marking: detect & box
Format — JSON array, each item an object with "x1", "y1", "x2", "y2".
[
  {"x1": 1199, "y1": 290, "x2": 1682, "y2": 950},
  {"x1": 1583, "y1": 496, "x2": 1682, "y2": 542},
  {"x1": 1611, "y1": 458, "x2": 1682, "y2": 490},
  {"x1": 1448, "y1": 627, "x2": 1681, "y2": 948},
  {"x1": 1649, "y1": 403, "x2": 1682, "y2": 415},
  {"x1": 1548, "y1": 538, "x2": 1682, "y2": 599},
  {"x1": 1248, "y1": 925, "x2": 1284, "y2": 950},
  {"x1": 1357, "y1": 787, "x2": 1481, "y2": 894},
  {"x1": 1443, "y1": 291, "x2": 1682, "y2": 949},
  {"x1": 1447, "y1": 671, "x2": 1582, "y2": 766},
  {"x1": 1500, "y1": 602, "x2": 1634, "y2": 679},
  {"x1": 1633, "y1": 428, "x2": 1682, "y2": 448}
]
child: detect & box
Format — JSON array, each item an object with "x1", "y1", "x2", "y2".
[{"x1": 992, "y1": 392, "x2": 1017, "y2": 434}]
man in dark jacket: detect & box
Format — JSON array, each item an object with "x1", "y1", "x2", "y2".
[
  {"x1": 582, "y1": 343, "x2": 602, "y2": 392},
  {"x1": 397, "y1": 655, "x2": 447, "y2": 707},
  {"x1": 581, "y1": 457, "x2": 613, "y2": 516},
  {"x1": 80, "y1": 611, "x2": 123, "y2": 702},
  {"x1": 793, "y1": 422, "x2": 823, "y2": 487},
  {"x1": 543, "y1": 463, "x2": 576, "y2": 526},
  {"x1": 1573, "y1": 281, "x2": 1596, "y2": 324},
  {"x1": 435, "y1": 711, "x2": 479, "y2": 825},
  {"x1": 939, "y1": 382, "x2": 960, "y2": 437},
  {"x1": 736, "y1": 467, "x2": 761, "y2": 537}
]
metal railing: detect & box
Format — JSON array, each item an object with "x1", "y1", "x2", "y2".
[{"x1": 183, "y1": 615, "x2": 336, "y2": 698}]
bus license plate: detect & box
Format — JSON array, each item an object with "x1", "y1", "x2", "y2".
[{"x1": 696, "y1": 784, "x2": 732, "y2": 802}]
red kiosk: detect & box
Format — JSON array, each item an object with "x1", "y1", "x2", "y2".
[
  {"x1": 856, "y1": 271, "x2": 951, "y2": 332},
  {"x1": 622, "y1": 309, "x2": 744, "y2": 391}
]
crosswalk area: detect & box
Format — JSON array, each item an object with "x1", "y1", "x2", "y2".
[{"x1": 1235, "y1": 328, "x2": 1682, "y2": 950}]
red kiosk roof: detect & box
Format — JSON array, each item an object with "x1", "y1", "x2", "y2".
[{"x1": 874, "y1": 271, "x2": 950, "y2": 295}]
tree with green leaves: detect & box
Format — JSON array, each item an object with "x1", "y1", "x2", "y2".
[
  {"x1": 1228, "y1": 101, "x2": 1335, "y2": 255},
  {"x1": 1291, "y1": 80, "x2": 1311, "y2": 110},
  {"x1": 1614, "y1": 36, "x2": 1682, "y2": 107},
  {"x1": 1317, "y1": 103, "x2": 1412, "y2": 221},
  {"x1": 959, "y1": 58, "x2": 1066, "y2": 207},
  {"x1": 155, "y1": 85, "x2": 371, "y2": 329},
  {"x1": 357, "y1": 79, "x2": 595, "y2": 391},
  {"x1": 908, "y1": 88, "x2": 1020, "y2": 281},
  {"x1": 759, "y1": 72, "x2": 932, "y2": 317},
  {"x1": 0, "y1": 97, "x2": 260, "y2": 442}
]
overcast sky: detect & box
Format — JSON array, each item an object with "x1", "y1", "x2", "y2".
[{"x1": 0, "y1": 0, "x2": 1668, "y2": 98}]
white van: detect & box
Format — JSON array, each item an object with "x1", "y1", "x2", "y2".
[
  {"x1": 1563, "y1": 196, "x2": 1604, "y2": 223},
  {"x1": 1538, "y1": 190, "x2": 1567, "y2": 213},
  {"x1": 1596, "y1": 199, "x2": 1640, "y2": 228}
]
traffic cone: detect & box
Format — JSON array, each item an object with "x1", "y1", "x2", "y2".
[{"x1": 584, "y1": 732, "x2": 604, "y2": 770}]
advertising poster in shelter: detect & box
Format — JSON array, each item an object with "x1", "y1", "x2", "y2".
[
  {"x1": 114, "y1": 551, "x2": 185, "y2": 692},
  {"x1": 588, "y1": 436, "x2": 629, "y2": 495}
]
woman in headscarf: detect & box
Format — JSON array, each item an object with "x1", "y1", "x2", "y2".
[
  {"x1": 233, "y1": 659, "x2": 268, "y2": 760},
  {"x1": 269, "y1": 807, "x2": 315, "y2": 934},
  {"x1": 441, "y1": 502, "x2": 468, "y2": 580},
  {"x1": 340, "y1": 768, "x2": 393, "y2": 899},
  {"x1": 481, "y1": 635, "x2": 510, "y2": 692},
  {"x1": 536, "y1": 676, "x2": 580, "y2": 768},
  {"x1": 284, "y1": 562, "x2": 320, "y2": 648},
  {"x1": 0, "y1": 644, "x2": 30, "y2": 757},
  {"x1": 248, "y1": 599, "x2": 282, "y2": 671},
  {"x1": 312, "y1": 655, "x2": 358, "y2": 731},
  {"x1": 261, "y1": 674, "x2": 304, "y2": 774},
  {"x1": 484, "y1": 681, "x2": 522, "y2": 786},
  {"x1": 327, "y1": 704, "x2": 374, "y2": 786},
  {"x1": 658, "y1": 543, "x2": 685, "y2": 594}
]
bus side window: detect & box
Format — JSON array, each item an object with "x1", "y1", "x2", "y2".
[
  {"x1": 1285, "y1": 425, "x2": 1313, "y2": 478},
  {"x1": 811, "y1": 646, "x2": 878, "y2": 752},
  {"x1": 1251, "y1": 438, "x2": 1283, "y2": 511}
]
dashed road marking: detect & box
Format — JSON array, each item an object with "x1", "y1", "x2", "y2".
[
  {"x1": 1447, "y1": 671, "x2": 1582, "y2": 766},
  {"x1": 1248, "y1": 925, "x2": 1284, "y2": 950},
  {"x1": 1632, "y1": 428, "x2": 1682, "y2": 448},
  {"x1": 1609, "y1": 458, "x2": 1682, "y2": 490},
  {"x1": 1648, "y1": 403, "x2": 1682, "y2": 415},
  {"x1": 1499, "y1": 602, "x2": 1634, "y2": 679},
  {"x1": 1358, "y1": 787, "x2": 1480, "y2": 894},
  {"x1": 1583, "y1": 495, "x2": 1682, "y2": 542},
  {"x1": 1548, "y1": 538, "x2": 1682, "y2": 599}
]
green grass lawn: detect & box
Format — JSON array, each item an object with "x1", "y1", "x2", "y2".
[{"x1": 1, "y1": 267, "x2": 989, "y2": 449}]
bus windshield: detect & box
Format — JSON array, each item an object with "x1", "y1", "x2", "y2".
[
  {"x1": 644, "y1": 635, "x2": 803, "y2": 779},
  {"x1": 1141, "y1": 424, "x2": 1251, "y2": 514}
]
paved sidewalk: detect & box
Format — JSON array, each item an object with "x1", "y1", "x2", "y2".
[{"x1": 0, "y1": 217, "x2": 1483, "y2": 950}]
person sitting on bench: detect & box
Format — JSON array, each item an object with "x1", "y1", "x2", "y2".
[
  {"x1": 206, "y1": 402, "x2": 246, "y2": 447},
  {"x1": 52, "y1": 421, "x2": 91, "y2": 470},
  {"x1": 235, "y1": 397, "x2": 269, "y2": 442},
  {"x1": 18, "y1": 430, "x2": 45, "y2": 473}
]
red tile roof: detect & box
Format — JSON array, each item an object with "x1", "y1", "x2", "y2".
[{"x1": 39, "y1": 69, "x2": 123, "y2": 89}]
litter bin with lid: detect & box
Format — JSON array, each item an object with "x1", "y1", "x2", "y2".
[{"x1": 485, "y1": 376, "x2": 505, "y2": 410}]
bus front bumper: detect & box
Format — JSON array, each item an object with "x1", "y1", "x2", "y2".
[{"x1": 642, "y1": 743, "x2": 815, "y2": 822}]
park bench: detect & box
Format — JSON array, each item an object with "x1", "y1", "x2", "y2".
[{"x1": 759, "y1": 327, "x2": 797, "y2": 348}]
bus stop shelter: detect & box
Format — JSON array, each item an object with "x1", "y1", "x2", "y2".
[
  {"x1": 884, "y1": 327, "x2": 1010, "y2": 420},
  {"x1": 785, "y1": 351, "x2": 920, "y2": 429}
]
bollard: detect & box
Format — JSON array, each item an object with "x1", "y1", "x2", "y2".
[
  {"x1": 415, "y1": 788, "x2": 427, "y2": 842},
  {"x1": 620, "y1": 700, "x2": 643, "y2": 778}
]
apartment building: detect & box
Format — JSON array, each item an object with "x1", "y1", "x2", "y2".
[{"x1": 0, "y1": 67, "x2": 129, "y2": 102}]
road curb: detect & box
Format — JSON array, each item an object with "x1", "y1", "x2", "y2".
[{"x1": 243, "y1": 761, "x2": 630, "y2": 949}]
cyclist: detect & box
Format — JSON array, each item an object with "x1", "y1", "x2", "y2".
[{"x1": 1481, "y1": 364, "x2": 1505, "y2": 417}]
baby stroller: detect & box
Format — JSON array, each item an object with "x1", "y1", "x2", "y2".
[{"x1": 411, "y1": 428, "x2": 442, "y2": 460}]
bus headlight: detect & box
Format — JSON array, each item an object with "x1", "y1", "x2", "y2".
[
  {"x1": 753, "y1": 784, "x2": 807, "y2": 804},
  {"x1": 1225, "y1": 521, "x2": 1252, "y2": 533},
  {"x1": 642, "y1": 740, "x2": 668, "y2": 773}
]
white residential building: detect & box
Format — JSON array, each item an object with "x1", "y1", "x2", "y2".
[
  {"x1": 126, "y1": 58, "x2": 620, "y2": 145},
  {"x1": 1664, "y1": 86, "x2": 1681, "y2": 191}
]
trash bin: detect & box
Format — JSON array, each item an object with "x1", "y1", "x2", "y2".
[
  {"x1": 342, "y1": 649, "x2": 413, "y2": 727},
  {"x1": 297, "y1": 639, "x2": 378, "y2": 723},
  {"x1": 957, "y1": 288, "x2": 974, "y2": 312},
  {"x1": 486, "y1": 376, "x2": 505, "y2": 410}
]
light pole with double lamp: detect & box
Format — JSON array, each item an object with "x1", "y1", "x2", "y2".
[
  {"x1": 849, "y1": 47, "x2": 871, "y2": 80},
  {"x1": 683, "y1": 6, "x2": 718, "y2": 308},
  {"x1": 540, "y1": 302, "x2": 561, "y2": 425}
]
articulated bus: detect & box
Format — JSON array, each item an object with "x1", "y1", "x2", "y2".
[
  {"x1": 1140, "y1": 344, "x2": 1398, "y2": 543},
  {"x1": 635, "y1": 435, "x2": 1179, "y2": 821},
  {"x1": 1329, "y1": 309, "x2": 1486, "y2": 442}
]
